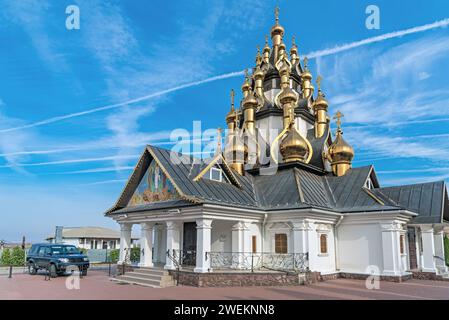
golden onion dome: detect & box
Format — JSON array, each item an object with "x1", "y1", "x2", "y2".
[
  {"x1": 271, "y1": 7, "x2": 285, "y2": 38},
  {"x1": 263, "y1": 37, "x2": 270, "y2": 53},
  {"x1": 271, "y1": 23, "x2": 285, "y2": 38},
  {"x1": 224, "y1": 131, "x2": 248, "y2": 163},
  {"x1": 280, "y1": 123, "x2": 310, "y2": 162},
  {"x1": 253, "y1": 66, "x2": 264, "y2": 79},
  {"x1": 328, "y1": 129, "x2": 354, "y2": 163},
  {"x1": 226, "y1": 107, "x2": 236, "y2": 124},
  {"x1": 242, "y1": 90, "x2": 258, "y2": 109},
  {"x1": 301, "y1": 69, "x2": 312, "y2": 81},
  {"x1": 279, "y1": 42, "x2": 286, "y2": 52},
  {"x1": 290, "y1": 40, "x2": 298, "y2": 56},
  {"x1": 279, "y1": 87, "x2": 297, "y2": 105},
  {"x1": 241, "y1": 79, "x2": 251, "y2": 93},
  {"x1": 314, "y1": 92, "x2": 329, "y2": 109}
]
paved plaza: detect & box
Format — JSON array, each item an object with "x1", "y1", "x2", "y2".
[{"x1": 0, "y1": 270, "x2": 448, "y2": 300}]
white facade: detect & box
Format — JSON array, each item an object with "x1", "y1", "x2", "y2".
[{"x1": 113, "y1": 203, "x2": 448, "y2": 278}]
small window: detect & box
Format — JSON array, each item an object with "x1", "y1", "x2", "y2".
[
  {"x1": 320, "y1": 234, "x2": 328, "y2": 254},
  {"x1": 210, "y1": 167, "x2": 222, "y2": 182},
  {"x1": 275, "y1": 234, "x2": 288, "y2": 254},
  {"x1": 252, "y1": 236, "x2": 257, "y2": 253},
  {"x1": 365, "y1": 178, "x2": 373, "y2": 189},
  {"x1": 400, "y1": 235, "x2": 405, "y2": 254}
]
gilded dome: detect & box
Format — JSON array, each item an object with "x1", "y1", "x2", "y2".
[
  {"x1": 253, "y1": 66, "x2": 264, "y2": 79},
  {"x1": 329, "y1": 129, "x2": 354, "y2": 163},
  {"x1": 271, "y1": 23, "x2": 285, "y2": 38},
  {"x1": 279, "y1": 87, "x2": 297, "y2": 105},
  {"x1": 226, "y1": 107, "x2": 236, "y2": 124},
  {"x1": 224, "y1": 131, "x2": 248, "y2": 163},
  {"x1": 301, "y1": 69, "x2": 312, "y2": 81},
  {"x1": 242, "y1": 90, "x2": 258, "y2": 109},
  {"x1": 314, "y1": 92, "x2": 328, "y2": 109},
  {"x1": 280, "y1": 123, "x2": 310, "y2": 162}
]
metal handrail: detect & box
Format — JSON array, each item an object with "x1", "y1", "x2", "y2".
[{"x1": 207, "y1": 252, "x2": 309, "y2": 273}]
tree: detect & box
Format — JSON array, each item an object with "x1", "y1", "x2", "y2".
[
  {"x1": 10, "y1": 247, "x2": 25, "y2": 266},
  {"x1": 1, "y1": 248, "x2": 11, "y2": 266}
]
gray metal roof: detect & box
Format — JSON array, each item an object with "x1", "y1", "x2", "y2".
[
  {"x1": 105, "y1": 145, "x2": 448, "y2": 224},
  {"x1": 46, "y1": 227, "x2": 139, "y2": 240},
  {"x1": 377, "y1": 181, "x2": 448, "y2": 223}
]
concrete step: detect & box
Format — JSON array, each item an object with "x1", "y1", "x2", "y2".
[
  {"x1": 112, "y1": 269, "x2": 176, "y2": 288},
  {"x1": 126, "y1": 271, "x2": 173, "y2": 282},
  {"x1": 115, "y1": 275, "x2": 162, "y2": 287},
  {"x1": 111, "y1": 276, "x2": 161, "y2": 288},
  {"x1": 133, "y1": 268, "x2": 169, "y2": 276}
]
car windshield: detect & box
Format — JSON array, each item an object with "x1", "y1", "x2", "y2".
[{"x1": 50, "y1": 245, "x2": 80, "y2": 255}]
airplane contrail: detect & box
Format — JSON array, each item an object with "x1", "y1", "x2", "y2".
[
  {"x1": 0, "y1": 71, "x2": 245, "y2": 134},
  {"x1": 1, "y1": 18, "x2": 448, "y2": 134},
  {"x1": 306, "y1": 18, "x2": 449, "y2": 58}
]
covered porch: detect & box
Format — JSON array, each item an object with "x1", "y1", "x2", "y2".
[{"x1": 116, "y1": 215, "x2": 309, "y2": 274}]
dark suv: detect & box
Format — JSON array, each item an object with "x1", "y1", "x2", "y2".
[{"x1": 26, "y1": 244, "x2": 90, "y2": 277}]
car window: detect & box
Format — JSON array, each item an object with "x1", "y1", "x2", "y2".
[
  {"x1": 38, "y1": 246, "x2": 50, "y2": 256},
  {"x1": 50, "y1": 245, "x2": 79, "y2": 255}
]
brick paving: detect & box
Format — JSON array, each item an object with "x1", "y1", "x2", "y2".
[{"x1": 0, "y1": 270, "x2": 448, "y2": 300}]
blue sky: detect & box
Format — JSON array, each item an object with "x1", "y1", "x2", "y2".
[{"x1": 1, "y1": 0, "x2": 449, "y2": 242}]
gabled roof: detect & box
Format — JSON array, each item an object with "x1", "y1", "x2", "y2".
[
  {"x1": 324, "y1": 166, "x2": 398, "y2": 212},
  {"x1": 105, "y1": 145, "x2": 259, "y2": 215},
  {"x1": 377, "y1": 181, "x2": 448, "y2": 224},
  {"x1": 105, "y1": 145, "x2": 448, "y2": 224},
  {"x1": 46, "y1": 227, "x2": 139, "y2": 240}
]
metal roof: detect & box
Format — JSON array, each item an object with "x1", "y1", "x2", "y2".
[
  {"x1": 377, "y1": 181, "x2": 448, "y2": 223},
  {"x1": 46, "y1": 227, "x2": 139, "y2": 240},
  {"x1": 105, "y1": 145, "x2": 448, "y2": 223}
]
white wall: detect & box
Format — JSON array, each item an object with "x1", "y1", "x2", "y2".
[
  {"x1": 310, "y1": 224, "x2": 336, "y2": 274},
  {"x1": 211, "y1": 221, "x2": 233, "y2": 252},
  {"x1": 337, "y1": 223, "x2": 383, "y2": 274}
]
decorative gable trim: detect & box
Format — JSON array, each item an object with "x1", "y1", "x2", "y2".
[
  {"x1": 104, "y1": 146, "x2": 203, "y2": 215},
  {"x1": 146, "y1": 146, "x2": 202, "y2": 204},
  {"x1": 362, "y1": 187, "x2": 385, "y2": 206},
  {"x1": 192, "y1": 153, "x2": 242, "y2": 188}
]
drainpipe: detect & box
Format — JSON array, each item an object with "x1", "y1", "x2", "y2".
[
  {"x1": 262, "y1": 213, "x2": 268, "y2": 253},
  {"x1": 334, "y1": 215, "x2": 344, "y2": 271}
]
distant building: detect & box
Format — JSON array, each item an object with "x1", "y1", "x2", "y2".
[{"x1": 46, "y1": 226, "x2": 139, "y2": 249}]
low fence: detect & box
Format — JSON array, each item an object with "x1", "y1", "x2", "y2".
[{"x1": 206, "y1": 252, "x2": 309, "y2": 273}]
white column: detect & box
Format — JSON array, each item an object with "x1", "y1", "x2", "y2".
[
  {"x1": 118, "y1": 223, "x2": 132, "y2": 265},
  {"x1": 194, "y1": 219, "x2": 213, "y2": 273},
  {"x1": 421, "y1": 226, "x2": 437, "y2": 272},
  {"x1": 434, "y1": 229, "x2": 447, "y2": 274},
  {"x1": 381, "y1": 222, "x2": 402, "y2": 276},
  {"x1": 138, "y1": 222, "x2": 154, "y2": 268},
  {"x1": 153, "y1": 224, "x2": 160, "y2": 263},
  {"x1": 291, "y1": 221, "x2": 310, "y2": 254},
  {"x1": 164, "y1": 221, "x2": 180, "y2": 270},
  {"x1": 231, "y1": 221, "x2": 250, "y2": 268}
]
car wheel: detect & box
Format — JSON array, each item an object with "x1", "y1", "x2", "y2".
[
  {"x1": 28, "y1": 264, "x2": 37, "y2": 275},
  {"x1": 49, "y1": 264, "x2": 58, "y2": 278},
  {"x1": 81, "y1": 269, "x2": 87, "y2": 277}
]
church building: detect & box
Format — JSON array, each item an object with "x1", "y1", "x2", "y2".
[{"x1": 105, "y1": 8, "x2": 449, "y2": 285}]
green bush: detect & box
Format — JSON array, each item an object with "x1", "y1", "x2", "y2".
[
  {"x1": 1, "y1": 248, "x2": 11, "y2": 266},
  {"x1": 105, "y1": 248, "x2": 141, "y2": 263},
  {"x1": 130, "y1": 247, "x2": 140, "y2": 263},
  {"x1": 444, "y1": 235, "x2": 449, "y2": 267},
  {"x1": 108, "y1": 249, "x2": 119, "y2": 263},
  {"x1": 77, "y1": 248, "x2": 88, "y2": 255},
  {"x1": 10, "y1": 247, "x2": 25, "y2": 266}
]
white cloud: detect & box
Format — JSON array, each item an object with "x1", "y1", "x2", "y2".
[{"x1": 418, "y1": 71, "x2": 430, "y2": 80}]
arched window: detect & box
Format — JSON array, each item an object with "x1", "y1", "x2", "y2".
[
  {"x1": 320, "y1": 234, "x2": 328, "y2": 254},
  {"x1": 275, "y1": 234, "x2": 287, "y2": 254}
]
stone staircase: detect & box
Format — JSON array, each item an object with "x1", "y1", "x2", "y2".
[{"x1": 112, "y1": 267, "x2": 176, "y2": 288}]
